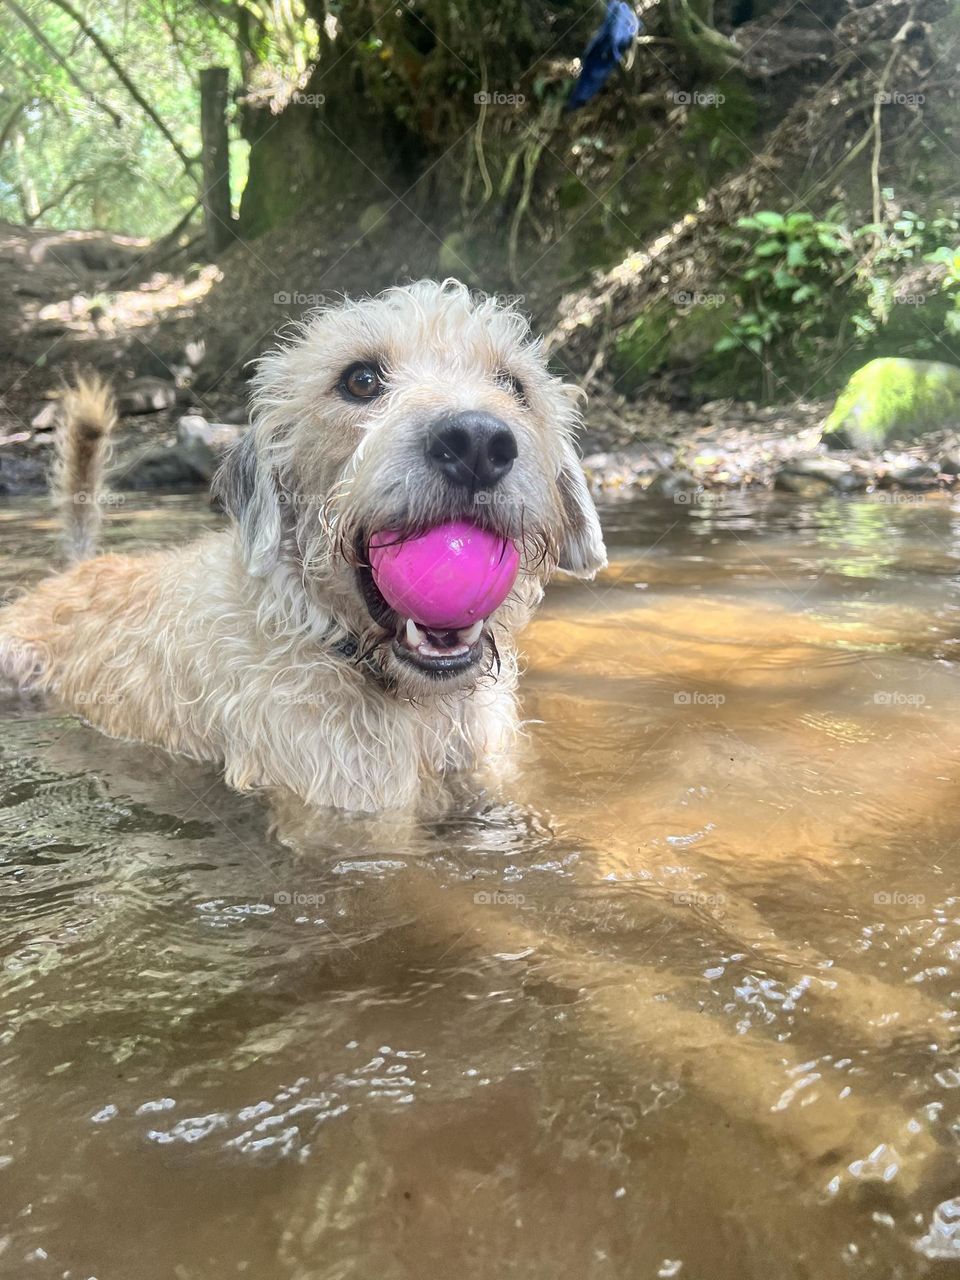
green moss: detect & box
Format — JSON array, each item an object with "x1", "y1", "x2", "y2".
[{"x1": 823, "y1": 358, "x2": 960, "y2": 450}]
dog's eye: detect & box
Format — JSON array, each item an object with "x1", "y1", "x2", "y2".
[
  {"x1": 340, "y1": 362, "x2": 384, "y2": 401},
  {"x1": 496, "y1": 370, "x2": 526, "y2": 403}
]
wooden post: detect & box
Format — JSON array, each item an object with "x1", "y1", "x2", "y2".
[{"x1": 199, "y1": 67, "x2": 233, "y2": 257}]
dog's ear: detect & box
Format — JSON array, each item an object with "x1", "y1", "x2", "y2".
[
  {"x1": 557, "y1": 438, "x2": 606, "y2": 578},
  {"x1": 213, "y1": 430, "x2": 283, "y2": 576}
]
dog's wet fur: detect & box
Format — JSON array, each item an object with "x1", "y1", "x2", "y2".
[{"x1": 0, "y1": 280, "x2": 606, "y2": 812}]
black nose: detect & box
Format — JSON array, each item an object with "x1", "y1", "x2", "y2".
[{"x1": 425, "y1": 411, "x2": 518, "y2": 489}]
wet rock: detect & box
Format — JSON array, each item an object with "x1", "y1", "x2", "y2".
[
  {"x1": 217, "y1": 403, "x2": 250, "y2": 425},
  {"x1": 117, "y1": 377, "x2": 178, "y2": 415},
  {"x1": 114, "y1": 443, "x2": 210, "y2": 490},
  {"x1": 773, "y1": 455, "x2": 866, "y2": 494},
  {"x1": 822, "y1": 359, "x2": 960, "y2": 451},
  {"x1": 114, "y1": 417, "x2": 246, "y2": 490},
  {"x1": 30, "y1": 401, "x2": 58, "y2": 431},
  {"x1": 176, "y1": 416, "x2": 245, "y2": 481},
  {"x1": 876, "y1": 458, "x2": 940, "y2": 489},
  {"x1": 582, "y1": 449, "x2": 671, "y2": 494},
  {"x1": 0, "y1": 450, "x2": 47, "y2": 495},
  {"x1": 659, "y1": 470, "x2": 700, "y2": 499}
]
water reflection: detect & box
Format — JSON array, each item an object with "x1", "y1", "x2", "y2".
[{"x1": 1, "y1": 490, "x2": 960, "y2": 1277}]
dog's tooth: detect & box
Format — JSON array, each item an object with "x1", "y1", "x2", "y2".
[
  {"x1": 461, "y1": 619, "x2": 484, "y2": 646},
  {"x1": 406, "y1": 618, "x2": 425, "y2": 647}
]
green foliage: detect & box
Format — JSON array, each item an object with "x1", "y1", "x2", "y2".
[
  {"x1": 715, "y1": 201, "x2": 960, "y2": 392},
  {"x1": 714, "y1": 210, "x2": 856, "y2": 361},
  {"x1": 924, "y1": 244, "x2": 960, "y2": 335},
  {"x1": 0, "y1": 0, "x2": 316, "y2": 236},
  {"x1": 851, "y1": 198, "x2": 959, "y2": 334}
]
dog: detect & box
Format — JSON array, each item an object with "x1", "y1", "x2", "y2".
[{"x1": 0, "y1": 280, "x2": 606, "y2": 812}]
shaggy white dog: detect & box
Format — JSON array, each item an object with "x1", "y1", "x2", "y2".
[{"x1": 0, "y1": 280, "x2": 606, "y2": 812}]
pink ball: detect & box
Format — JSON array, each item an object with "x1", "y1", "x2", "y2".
[{"x1": 368, "y1": 520, "x2": 520, "y2": 629}]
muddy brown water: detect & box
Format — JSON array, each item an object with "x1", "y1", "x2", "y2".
[{"x1": 2, "y1": 489, "x2": 960, "y2": 1279}]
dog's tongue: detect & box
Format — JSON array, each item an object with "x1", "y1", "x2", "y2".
[{"x1": 368, "y1": 520, "x2": 520, "y2": 631}]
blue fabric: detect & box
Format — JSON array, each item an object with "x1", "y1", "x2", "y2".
[{"x1": 566, "y1": 1, "x2": 642, "y2": 111}]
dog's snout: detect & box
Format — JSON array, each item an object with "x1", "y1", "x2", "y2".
[{"x1": 425, "y1": 411, "x2": 518, "y2": 489}]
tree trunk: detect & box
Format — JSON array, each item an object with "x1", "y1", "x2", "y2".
[
  {"x1": 13, "y1": 129, "x2": 39, "y2": 222},
  {"x1": 200, "y1": 67, "x2": 234, "y2": 257}
]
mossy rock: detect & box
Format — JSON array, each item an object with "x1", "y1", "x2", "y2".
[{"x1": 822, "y1": 358, "x2": 960, "y2": 451}]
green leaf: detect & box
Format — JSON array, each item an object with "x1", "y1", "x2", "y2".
[{"x1": 786, "y1": 241, "x2": 807, "y2": 267}]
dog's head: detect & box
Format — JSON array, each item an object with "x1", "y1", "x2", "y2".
[{"x1": 215, "y1": 280, "x2": 606, "y2": 696}]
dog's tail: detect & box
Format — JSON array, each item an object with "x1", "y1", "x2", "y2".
[{"x1": 52, "y1": 374, "x2": 118, "y2": 563}]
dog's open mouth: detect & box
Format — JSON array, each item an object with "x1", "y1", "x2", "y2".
[{"x1": 356, "y1": 563, "x2": 486, "y2": 677}]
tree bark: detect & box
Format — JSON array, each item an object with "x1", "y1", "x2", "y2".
[
  {"x1": 0, "y1": 104, "x2": 26, "y2": 157},
  {"x1": 13, "y1": 129, "x2": 39, "y2": 221},
  {"x1": 200, "y1": 66, "x2": 234, "y2": 257}
]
